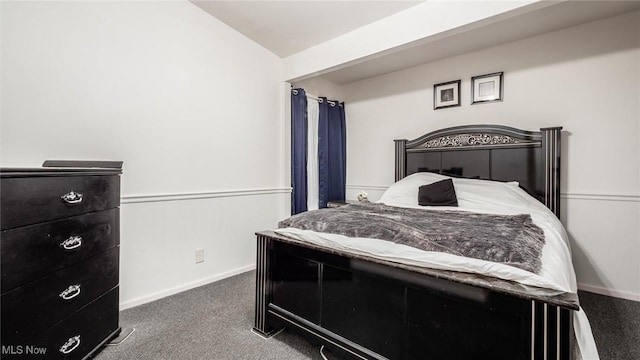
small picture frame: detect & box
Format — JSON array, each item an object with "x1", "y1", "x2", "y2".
[
  {"x1": 471, "y1": 72, "x2": 503, "y2": 104},
  {"x1": 433, "y1": 80, "x2": 461, "y2": 110}
]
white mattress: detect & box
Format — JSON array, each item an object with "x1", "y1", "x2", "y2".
[{"x1": 276, "y1": 172, "x2": 599, "y2": 360}]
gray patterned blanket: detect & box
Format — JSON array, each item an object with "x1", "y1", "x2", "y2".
[{"x1": 279, "y1": 202, "x2": 545, "y2": 274}]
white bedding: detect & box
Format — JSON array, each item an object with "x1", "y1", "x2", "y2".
[{"x1": 276, "y1": 172, "x2": 599, "y2": 360}]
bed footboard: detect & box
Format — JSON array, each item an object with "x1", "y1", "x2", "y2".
[{"x1": 254, "y1": 231, "x2": 576, "y2": 360}]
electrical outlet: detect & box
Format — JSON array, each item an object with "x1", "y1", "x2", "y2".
[{"x1": 195, "y1": 248, "x2": 205, "y2": 264}]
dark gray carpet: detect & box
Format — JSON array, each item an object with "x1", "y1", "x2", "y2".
[
  {"x1": 95, "y1": 271, "x2": 340, "y2": 360},
  {"x1": 95, "y1": 271, "x2": 639, "y2": 360},
  {"x1": 578, "y1": 290, "x2": 640, "y2": 360}
]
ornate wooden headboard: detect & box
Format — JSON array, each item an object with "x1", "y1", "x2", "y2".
[{"x1": 394, "y1": 125, "x2": 562, "y2": 216}]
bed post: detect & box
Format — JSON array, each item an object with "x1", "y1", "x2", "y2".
[
  {"x1": 253, "y1": 233, "x2": 276, "y2": 337},
  {"x1": 531, "y1": 301, "x2": 574, "y2": 360},
  {"x1": 394, "y1": 139, "x2": 407, "y2": 182},
  {"x1": 541, "y1": 127, "x2": 562, "y2": 217}
]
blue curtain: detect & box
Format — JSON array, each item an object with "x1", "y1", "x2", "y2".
[
  {"x1": 291, "y1": 89, "x2": 308, "y2": 214},
  {"x1": 318, "y1": 98, "x2": 346, "y2": 208}
]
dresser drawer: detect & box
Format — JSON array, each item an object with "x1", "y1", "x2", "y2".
[
  {"x1": 1, "y1": 248, "x2": 119, "y2": 343},
  {"x1": 0, "y1": 287, "x2": 120, "y2": 360},
  {"x1": 0, "y1": 175, "x2": 120, "y2": 230},
  {"x1": 1, "y1": 209, "x2": 119, "y2": 292}
]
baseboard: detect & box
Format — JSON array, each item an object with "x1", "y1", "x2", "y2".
[
  {"x1": 578, "y1": 283, "x2": 640, "y2": 302},
  {"x1": 119, "y1": 264, "x2": 256, "y2": 310}
]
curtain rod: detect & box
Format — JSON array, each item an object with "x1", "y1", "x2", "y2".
[{"x1": 291, "y1": 89, "x2": 343, "y2": 107}]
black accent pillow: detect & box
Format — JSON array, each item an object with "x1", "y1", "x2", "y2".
[{"x1": 418, "y1": 179, "x2": 458, "y2": 206}]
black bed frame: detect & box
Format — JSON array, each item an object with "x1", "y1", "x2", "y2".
[{"x1": 254, "y1": 125, "x2": 576, "y2": 360}]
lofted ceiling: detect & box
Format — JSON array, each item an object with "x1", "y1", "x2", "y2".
[{"x1": 191, "y1": 1, "x2": 640, "y2": 84}]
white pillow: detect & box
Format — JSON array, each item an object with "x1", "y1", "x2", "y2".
[
  {"x1": 378, "y1": 172, "x2": 448, "y2": 206},
  {"x1": 450, "y1": 177, "x2": 523, "y2": 209},
  {"x1": 378, "y1": 172, "x2": 534, "y2": 212}
]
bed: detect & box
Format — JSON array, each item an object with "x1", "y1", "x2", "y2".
[{"x1": 253, "y1": 125, "x2": 597, "y2": 360}]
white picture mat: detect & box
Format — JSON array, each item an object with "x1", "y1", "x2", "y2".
[{"x1": 473, "y1": 74, "x2": 501, "y2": 102}]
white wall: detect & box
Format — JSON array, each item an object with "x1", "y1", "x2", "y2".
[
  {"x1": 0, "y1": 1, "x2": 289, "y2": 308},
  {"x1": 342, "y1": 11, "x2": 640, "y2": 300},
  {"x1": 292, "y1": 77, "x2": 345, "y2": 100}
]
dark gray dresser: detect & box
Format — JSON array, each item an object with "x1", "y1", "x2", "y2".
[{"x1": 1, "y1": 164, "x2": 122, "y2": 359}]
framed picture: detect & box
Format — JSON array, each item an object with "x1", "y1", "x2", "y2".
[
  {"x1": 471, "y1": 72, "x2": 503, "y2": 104},
  {"x1": 433, "y1": 80, "x2": 461, "y2": 110}
]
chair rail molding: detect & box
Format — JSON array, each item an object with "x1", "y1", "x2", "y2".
[
  {"x1": 347, "y1": 184, "x2": 640, "y2": 203},
  {"x1": 561, "y1": 193, "x2": 640, "y2": 203},
  {"x1": 122, "y1": 187, "x2": 292, "y2": 204}
]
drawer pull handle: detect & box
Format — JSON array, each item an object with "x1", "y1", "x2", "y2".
[
  {"x1": 59, "y1": 335, "x2": 81, "y2": 354},
  {"x1": 60, "y1": 236, "x2": 82, "y2": 250},
  {"x1": 59, "y1": 284, "x2": 81, "y2": 300},
  {"x1": 60, "y1": 236, "x2": 83, "y2": 250},
  {"x1": 61, "y1": 191, "x2": 83, "y2": 204}
]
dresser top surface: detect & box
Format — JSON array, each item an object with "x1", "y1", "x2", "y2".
[{"x1": 1, "y1": 167, "x2": 122, "y2": 178}]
